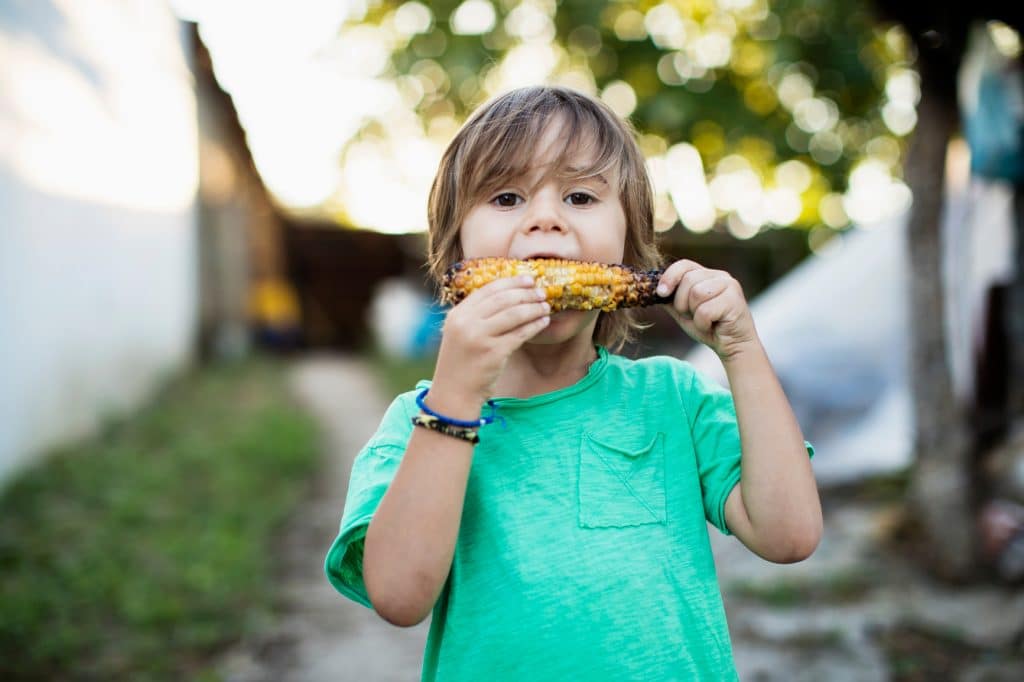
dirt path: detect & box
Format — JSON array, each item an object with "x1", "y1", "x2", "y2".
[{"x1": 218, "y1": 355, "x2": 428, "y2": 682}]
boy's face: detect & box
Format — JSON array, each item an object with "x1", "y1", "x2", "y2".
[
  {"x1": 458, "y1": 116, "x2": 628, "y2": 344},
  {"x1": 459, "y1": 117, "x2": 628, "y2": 268}
]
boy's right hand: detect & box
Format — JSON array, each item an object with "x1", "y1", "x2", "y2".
[{"x1": 428, "y1": 275, "x2": 550, "y2": 416}]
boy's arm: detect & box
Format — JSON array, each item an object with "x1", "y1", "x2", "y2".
[
  {"x1": 720, "y1": 340, "x2": 822, "y2": 563},
  {"x1": 363, "y1": 390, "x2": 480, "y2": 627},
  {"x1": 657, "y1": 259, "x2": 822, "y2": 563},
  {"x1": 363, "y1": 275, "x2": 551, "y2": 627}
]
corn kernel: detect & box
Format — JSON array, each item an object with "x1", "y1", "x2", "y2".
[{"x1": 442, "y1": 257, "x2": 662, "y2": 311}]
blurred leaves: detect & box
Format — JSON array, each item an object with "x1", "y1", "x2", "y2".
[{"x1": 335, "y1": 0, "x2": 916, "y2": 239}]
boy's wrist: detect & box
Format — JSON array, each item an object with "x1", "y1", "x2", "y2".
[
  {"x1": 420, "y1": 382, "x2": 488, "y2": 423},
  {"x1": 719, "y1": 337, "x2": 767, "y2": 369}
]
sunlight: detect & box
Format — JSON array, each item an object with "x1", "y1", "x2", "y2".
[
  {"x1": 842, "y1": 159, "x2": 912, "y2": 226},
  {"x1": 451, "y1": 0, "x2": 497, "y2": 36},
  {"x1": 505, "y1": 1, "x2": 555, "y2": 43},
  {"x1": 664, "y1": 143, "x2": 716, "y2": 233},
  {"x1": 240, "y1": 66, "x2": 399, "y2": 208},
  {"x1": 163, "y1": 0, "x2": 916, "y2": 235},
  {"x1": 645, "y1": 4, "x2": 687, "y2": 51},
  {"x1": 339, "y1": 135, "x2": 442, "y2": 233},
  {"x1": 0, "y1": 8, "x2": 196, "y2": 212},
  {"x1": 774, "y1": 159, "x2": 812, "y2": 193},
  {"x1": 987, "y1": 21, "x2": 1022, "y2": 59},
  {"x1": 600, "y1": 80, "x2": 637, "y2": 118},
  {"x1": 763, "y1": 187, "x2": 802, "y2": 226},
  {"x1": 487, "y1": 42, "x2": 562, "y2": 95},
  {"x1": 818, "y1": 192, "x2": 849, "y2": 229},
  {"x1": 394, "y1": 2, "x2": 433, "y2": 36},
  {"x1": 709, "y1": 156, "x2": 762, "y2": 214}
]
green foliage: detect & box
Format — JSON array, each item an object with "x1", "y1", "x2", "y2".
[
  {"x1": 0, "y1": 358, "x2": 319, "y2": 681},
  {"x1": 350, "y1": 0, "x2": 913, "y2": 234}
]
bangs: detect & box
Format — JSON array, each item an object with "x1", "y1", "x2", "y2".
[{"x1": 457, "y1": 93, "x2": 628, "y2": 206}]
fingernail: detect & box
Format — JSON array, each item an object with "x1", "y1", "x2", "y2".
[
  {"x1": 520, "y1": 275, "x2": 534, "y2": 285},
  {"x1": 656, "y1": 284, "x2": 669, "y2": 296},
  {"x1": 536, "y1": 288, "x2": 547, "y2": 300},
  {"x1": 541, "y1": 302, "x2": 551, "y2": 313}
]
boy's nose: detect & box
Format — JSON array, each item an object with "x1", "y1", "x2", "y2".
[{"x1": 525, "y1": 190, "x2": 566, "y2": 233}]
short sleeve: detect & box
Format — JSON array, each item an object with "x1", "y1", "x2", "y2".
[
  {"x1": 324, "y1": 395, "x2": 414, "y2": 608},
  {"x1": 681, "y1": 366, "x2": 743, "y2": 536},
  {"x1": 681, "y1": 364, "x2": 815, "y2": 537}
]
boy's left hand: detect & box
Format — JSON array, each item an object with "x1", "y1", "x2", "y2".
[{"x1": 656, "y1": 259, "x2": 758, "y2": 360}]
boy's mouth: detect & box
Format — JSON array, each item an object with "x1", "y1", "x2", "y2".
[{"x1": 522, "y1": 253, "x2": 573, "y2": 261}]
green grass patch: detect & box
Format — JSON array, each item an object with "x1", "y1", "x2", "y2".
[
  {"x1": 366, "y1": 348, "x2": 438, "y2": 397},
  {"x1": 879, "y1": 622, "x2": 990, "y2": 681},
  {"x1": 826, "y1": 470, "x2": 911, "y2": 504},
  {"x1": 0, "y1": 357, "x2": 319, "y2": 681},
  {"x1": 727, "y1": 567, "x2": 878, "y2": 607}
]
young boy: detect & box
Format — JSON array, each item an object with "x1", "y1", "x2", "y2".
[{"x1": 326, "y1": 85, "x2": 821, "y2": 680}]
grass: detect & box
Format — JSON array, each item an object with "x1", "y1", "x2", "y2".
[
  {"x1": 0, "y1": 357, "x2": 319, "y2": 681},
  {"x1": 878, "y1": 622, "x2": 988, "y2": 681},
  {"x1": 826, "y1": 470, "x2": 912, "y2": 505},
  {"x1": 366, "y1": 347, "x2": 438, "y2": 397},
  {"x1": 727, "y1": 567, "x2": 879, "y2": 607}
]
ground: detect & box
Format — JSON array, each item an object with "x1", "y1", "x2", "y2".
[
  {"x1": 217, "y1": 355, "x2": 1024, "y2": 681},
  {"x1": 216, "y1": 356, "x2": 427, "y2": 681}
]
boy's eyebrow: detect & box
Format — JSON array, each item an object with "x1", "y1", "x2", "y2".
[
  {"x1": 517, "y1": 167, "x2": 611, "y2": 193},
  {"x1": 564, "y1": 167, "x2": 610, "y2": 185}
]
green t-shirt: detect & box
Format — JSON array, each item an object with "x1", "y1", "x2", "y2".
[{"x1": 326, "y1": 347, "x2": 753, "y2": 680}]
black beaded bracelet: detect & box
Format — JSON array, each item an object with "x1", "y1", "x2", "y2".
[{"x1": 411, "y1": 414, "x2": 480, "y2": 444}]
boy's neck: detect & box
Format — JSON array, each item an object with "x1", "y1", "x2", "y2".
[{"x1": 494, "y1": 333, "x2": 600, "y2": 399}]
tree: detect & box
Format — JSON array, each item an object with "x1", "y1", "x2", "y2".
[
  {"x1": 871, "y1": 2, "x2": 1024, "y2": 580},
  {"x1": 346, "y1": 0, "x2": 908, "y2": 238}
]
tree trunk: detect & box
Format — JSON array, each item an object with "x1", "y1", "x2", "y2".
[
  {"x1": 1008, "y1": 184, "x2": 1024, "y2": 423},
  {"x1": 904, "y1": 79, "x2": 976, "y2": 580}
]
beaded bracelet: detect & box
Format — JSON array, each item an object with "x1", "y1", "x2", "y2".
[
  {"x1": 411, "y1": 414, "x2": 480, "y2": 444},
  {"x1": 414, "y1": 388, "x2": 503, "y2": 428}
]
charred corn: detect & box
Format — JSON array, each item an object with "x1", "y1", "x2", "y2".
[{"x1": 441, "y1": 257, "x2": 665, "y2": 312}]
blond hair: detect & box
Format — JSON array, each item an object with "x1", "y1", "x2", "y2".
[{"x1": 427, "y1": 85, "x2": 661, "y2": 350}]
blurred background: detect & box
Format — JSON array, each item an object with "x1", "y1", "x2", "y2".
[{"x1": 1, "y1": 0, "x2": 1023, "y2": 680}]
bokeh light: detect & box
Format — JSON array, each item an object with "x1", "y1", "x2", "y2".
[{"x1": 169, "y1": 0, "x2": 927, "y2": 239}]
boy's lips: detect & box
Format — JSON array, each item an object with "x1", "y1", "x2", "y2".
[{"x1": 521, "y1": 252, "x2": 575, "y2": 261}]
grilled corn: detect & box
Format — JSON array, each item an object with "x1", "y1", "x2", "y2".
[{"x1": 441, "y1": 257, "x2": 665, "y2": 312}]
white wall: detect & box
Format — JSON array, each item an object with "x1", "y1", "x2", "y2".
[{"x1": 0, "y1": 1, "x2": 199, "y2": 483}]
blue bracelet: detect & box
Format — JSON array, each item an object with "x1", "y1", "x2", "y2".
[{"x1": 415, "y1": 388, "x2": 504, "y2": 428}]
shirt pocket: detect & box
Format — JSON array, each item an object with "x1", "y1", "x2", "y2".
[{"x1": 578, "y1": 431, "x2": 666, "y2": 529}]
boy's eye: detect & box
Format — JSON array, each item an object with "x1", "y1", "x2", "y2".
[
  {"x1": 566, "y1": 192, "x2": 595, "y2": 206},
  {"x1": 493, "y1": 192, "x2": 521, "y2": 207}
]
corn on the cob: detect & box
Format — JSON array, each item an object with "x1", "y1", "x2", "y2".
[{"x1": 441, "y1": 257, "x2": 665, "y2": 312}]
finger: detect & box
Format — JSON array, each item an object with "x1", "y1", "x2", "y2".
[
  {"x1": 663, "y1": 304, "x2": 700, "y2": 338},
  {"x1": 481, "y1": 300, "x2": 551, "y2": 337},
  {"x1": 459, "y1": 274, "x2": 538, "y2": 310},
  {"x1": 691, "y1": 294, "x2": 732, "y2": 334},
  {"x1": 674, "y1": 269, "x2": 719, "y2": 316},
  {"x1": 476, "y1": 283, "x2": 547, "y2": 320},
  {"x1": 685, "y1": 275, "x2": 731, "y2": 314},
  {"x1": 656, "y1": 259, "x2": 705, "y2": 298}
]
